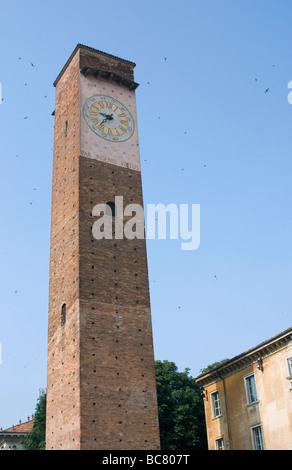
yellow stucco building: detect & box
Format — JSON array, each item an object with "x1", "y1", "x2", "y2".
[{"x1": 196, "y1": 327, "x2": 292, "y2": 450}]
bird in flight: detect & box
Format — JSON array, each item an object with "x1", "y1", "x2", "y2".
[{"x1": 264, "y1": 88, "x2": 269, "y2": 93}]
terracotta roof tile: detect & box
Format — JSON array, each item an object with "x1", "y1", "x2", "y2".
[{"x1": 3, "y1": 418, "x2": 34, "y2": 433}]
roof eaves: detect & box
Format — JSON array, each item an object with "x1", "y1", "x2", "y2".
[
  {"x1": 53, "y1": 43, "x2": 136, "y2": 87},
  {"x1": 196, "y1": 326, "x2": 292, "y2": 383}
]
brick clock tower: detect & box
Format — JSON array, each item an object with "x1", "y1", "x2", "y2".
[{"x1": 46, "y1": 44, "x2": 160, "y2": 450}]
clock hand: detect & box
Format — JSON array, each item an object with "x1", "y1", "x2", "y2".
[
  {"x1": 99, "y1": 113, "x2": 114, "y2": 125},
  {"x1": 98, "y1": 112, "x2": 107, "y2": 125}
]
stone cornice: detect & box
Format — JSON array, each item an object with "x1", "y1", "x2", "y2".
[
  {"x1": 196, "y1": 327, "x2": 292, "y2": 388},
  {"x1": 54, "y1": 43, "x2": 136, "y2": 88},
  {"x1": 80, "y1": 66, "x2": 139, "y2": 90}
]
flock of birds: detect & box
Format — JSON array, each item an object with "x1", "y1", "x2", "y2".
[
  {"x1": 144, "y1": 58, "x2": 275, "y2": 170},
  {"x1": 148, "y1": 59, "x2": 277, "y2": 310},
  {"x1": 8, "y1": 59, "x2": 51, "y2": 205},
  {"x1": 6, "y1": 56, "x2": 277, "y2": 309}
]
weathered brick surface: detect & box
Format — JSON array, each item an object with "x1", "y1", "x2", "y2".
[
  {"x1": 46, "y1": 48, "x2": 81, "y2": 451},
  {"x1": 46, "y1": 45, "x2": 160, "y2": 450},
  {"x1": 80, "y1": 46, "x2": 135, "y2": 82}
]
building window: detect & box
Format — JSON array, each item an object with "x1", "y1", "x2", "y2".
[
  {"x1": 286, "y1": 357, "x2": 292, "y2": 393},
  {"x1": 211, "y1": 390, "x2": 222, "y2": 418},
  {"x1": 215, "y1": 437, "x2": 225, "y2": 450},
  {"x1": 244, "y1": 373, "x2": 258, "y2": 405},
  {"x1": 61, "y1": 303, "x2": 66, "y2": 326},
  {"x1": 105, "y1": 201, "x2": 115, "y2": 217},
  {"x1": 287, "y1": 357, "x2": 292, "y2": 377},
  {"x1": 251, "y1": 425, "x2": 264, "y2": 450}
]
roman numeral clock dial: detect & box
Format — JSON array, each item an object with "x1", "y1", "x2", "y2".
[{"x1": 83, "y1": 95, "x2": 134, "y2": 142}]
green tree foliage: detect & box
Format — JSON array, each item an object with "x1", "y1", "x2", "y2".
[
  {"x1": 23, "y1": 394, "x2": 46, "y2": 450},
  {"x1": 155, "y1": 360, "x2": 207, "y2": 450},
  {"x1": 25, "y1": 362, "x2": 208, "y2": 450},
  {"x1": 200, "y1": 359, "x2": 229, "y2": 374}
]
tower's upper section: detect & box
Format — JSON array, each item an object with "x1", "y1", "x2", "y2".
[
  {"x1": 53, "y1": 43, "x2": 141, "y2": 172},
  {"x1": 53, "y1": 43, "x2": 138, "y2": 90}
]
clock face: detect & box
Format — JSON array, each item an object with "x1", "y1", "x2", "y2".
[{"x1": 83, "y1": 95, "x2": 134, "y2": 142}]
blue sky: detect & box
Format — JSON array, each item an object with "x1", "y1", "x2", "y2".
[{"x1": 0, "y1": 0, "x2": 291, "y2": 429}]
